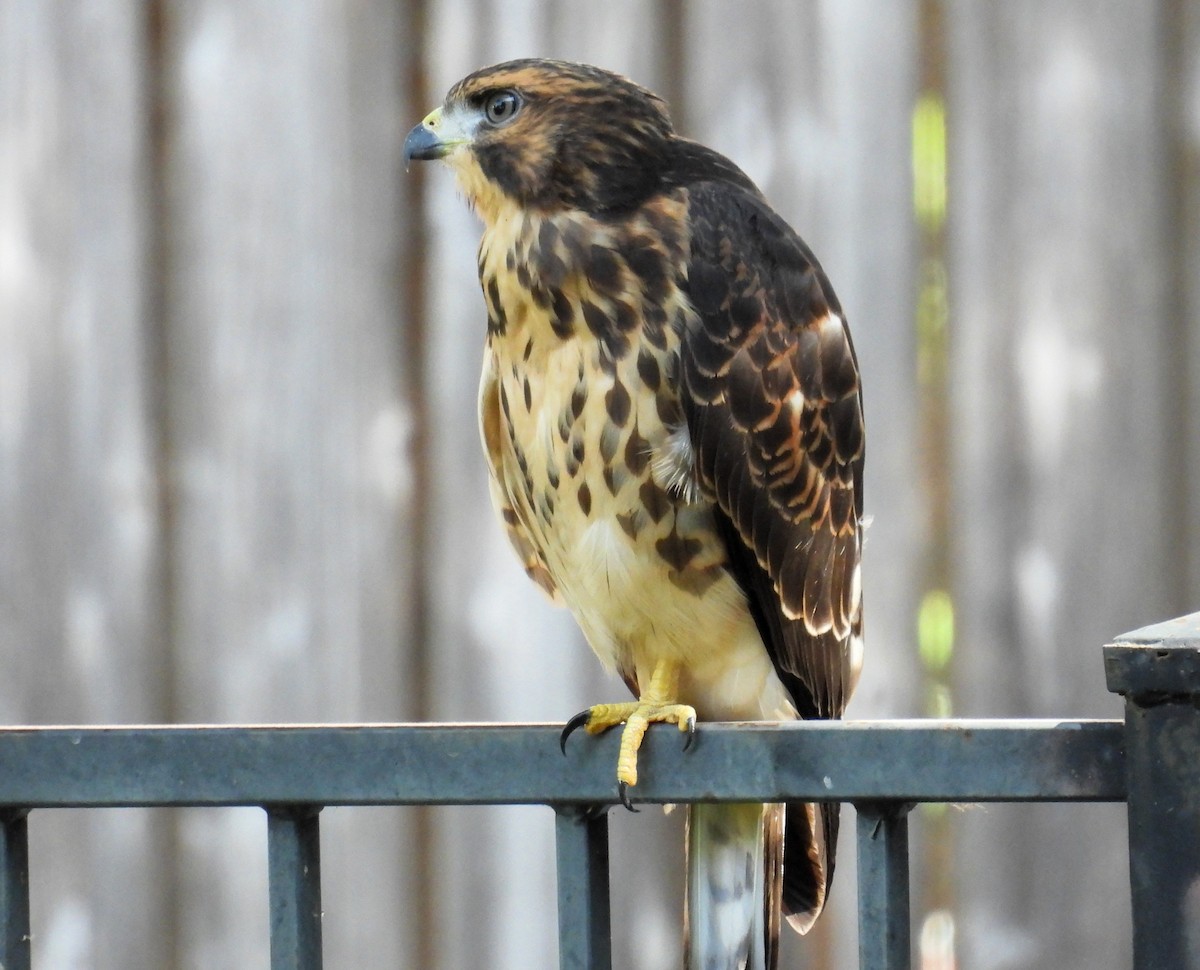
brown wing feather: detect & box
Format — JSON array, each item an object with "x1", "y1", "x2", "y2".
[
  {"x1": 680, "y1": 181, "x2": 864, "y2": 721},
  {"x1": 680, "y1": 181, "x2": 863, "y2": 925}
]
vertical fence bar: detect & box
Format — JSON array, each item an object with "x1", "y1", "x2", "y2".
[
  {"x1": 0, "y1": 811, "x2": 31, "y2": 970},
  {"x1": 856, "y1": 802, "x2": 912, "y2": 970},
  {"x1": 267, "y1": 806, "x2": 324, "y2": 970},
  {"x1": 554, "y1": 806, "x2": 612, "y2": 970},
  {"x1": 1105, "y1": 614, "x2": 1200, "y2": 970}
]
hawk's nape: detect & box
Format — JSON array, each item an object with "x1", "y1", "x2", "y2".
[{"x1": 406, "y1": 58, "x2": 865, "y2": 968}]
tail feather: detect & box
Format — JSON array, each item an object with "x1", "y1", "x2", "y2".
[
  {"x1": 687, "y1": 801, "x2": 837, "y2": 968},
  {"x1": 685, "y1": 802, "x2": 782, "y2": 970},
  {"x1": 780, "y1": 800, "x2": 837, "y2": 934}
]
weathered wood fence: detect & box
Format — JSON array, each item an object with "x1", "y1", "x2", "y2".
[{"x1": 2, "y1": 1, "x2": 1197, "y2": 967}]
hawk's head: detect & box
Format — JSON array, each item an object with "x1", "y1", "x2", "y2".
[{"x1": 404, "y1": 59, "x2": 674, "y2": 220}]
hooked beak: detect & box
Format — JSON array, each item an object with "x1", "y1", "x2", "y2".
[
  {"x1": 404, "y1": 116, "x2": 448, "y2": 165},
  {"x1": 404, "y1": 106, "x2": 473, "y2": 167}
]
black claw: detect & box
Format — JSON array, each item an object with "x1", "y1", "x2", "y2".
[
  {"x1": 682, "y1": 715, "x2": 697, "y2": 752},
  {"x1": 560, "y1": 710, "x2": 591, "y2": 754},
  {"x1": 618, "y1": 781, "x2": 639, "y2": 813}
]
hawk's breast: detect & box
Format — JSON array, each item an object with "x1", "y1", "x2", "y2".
[{"x1": 476, "y1": 195, "x2": 792, "y2": 718}]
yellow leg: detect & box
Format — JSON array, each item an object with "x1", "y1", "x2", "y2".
[{"x1": 561, "y1": 658, "x2": 697, "y2": 808}]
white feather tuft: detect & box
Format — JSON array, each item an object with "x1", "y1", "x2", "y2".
[{"x1": 651, "y1": 424, "x2": 703, "y2": 504}]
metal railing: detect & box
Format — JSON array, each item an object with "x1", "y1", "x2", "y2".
[{"x1": 0, "y1": 613, "x2": 1196, "y2": 969}]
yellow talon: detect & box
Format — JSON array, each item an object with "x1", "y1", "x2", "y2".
[
  {"x1": 560, "y1": 659, "x2": 697, "y2": 807},
  {"x1": 615, "y1": 701, "x2": 696, "y2": 787}
]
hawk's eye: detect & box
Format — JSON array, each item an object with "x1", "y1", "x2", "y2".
[{"x1": 484, "y1": 91, "x2": 521, "y2": 126}]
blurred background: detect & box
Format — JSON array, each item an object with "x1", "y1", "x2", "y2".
[{"x1": 2, "y1": 0, "x2": 1198, "y2": 967}]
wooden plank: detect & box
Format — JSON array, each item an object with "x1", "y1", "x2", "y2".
[
  {"x1": 158, "y1": 1, "x2": 417, "y2": 966},
  {"x1": 1174, "y1": 0, "x2": 1200, "y2": 608},
  {"x1": 946, "y1": 2, "x2": 1179, "y2": 967},
  {"x1": 0, "y1": 3, "x2": 176, "y2": 967}
]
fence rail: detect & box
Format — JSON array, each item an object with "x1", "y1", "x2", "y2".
[
  {"x1": 0, "y1": 720, "x2": 1125, "y2": 808},
  {"x1": 1, "y1": 613, "x2": 1197, "y2": 969}
]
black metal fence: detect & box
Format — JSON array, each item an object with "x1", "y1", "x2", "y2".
[{"x1": 1, "y1": 614, "x2": 1196, "y2": 970}]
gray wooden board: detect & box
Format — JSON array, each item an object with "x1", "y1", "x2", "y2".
[
  {"x1": 946, "y1": 3, "x2": 1188, "y2": 967},
  {"x1": 0, "y1": 3, "x2": 173, "y2": 967},
  {"x1": 158, "y1": 1, "x2": 418, "y2": 966},
  {"x1": 1179, "y1": 0, "x2": 1200, "y2": 605}
]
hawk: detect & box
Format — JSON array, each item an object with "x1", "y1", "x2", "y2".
[{"x1": 405, "y1": 59, "x2": 864, "y2": 968}]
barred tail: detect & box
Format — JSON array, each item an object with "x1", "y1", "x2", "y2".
[
  {"x1": 685, "y1": 802, "x2": 783, "y2": 970},
  {"x1": 686, "y1": 800, "x2": 834, "y2": 969}
]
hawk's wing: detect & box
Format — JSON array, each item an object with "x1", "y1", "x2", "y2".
[{"x1": 680, "y1": 181, "x2": 865, "y2": 721}]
